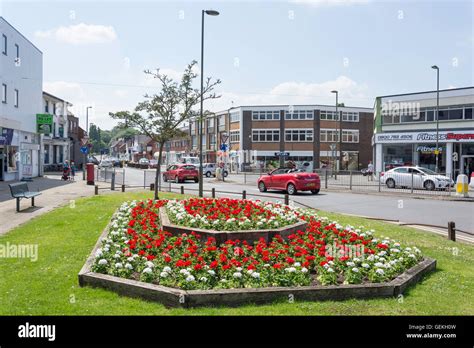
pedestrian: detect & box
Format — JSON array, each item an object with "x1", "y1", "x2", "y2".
[
  {"x1": 70, "y1": 161, "x2": 76, "y2": 181},
  {"x1": 62, "y1": 160, "x2": 70, "y2": 181},
  {"x1": 367, "y1": 160, "x2": 374, "y2": 181}
]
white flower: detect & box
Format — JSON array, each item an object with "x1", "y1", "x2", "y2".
[
  {"x1": 145, "y1": 261, "x2": 154, "y2": 268},
  {"x1": 246, "y1": 269, "x2": 254, "y2": 275},
  {"x1": 98, "y1": 259, "x2": 108, "y2": 265},
  {"x1": 200, "y1": 277, "x2": 208, "y2": 282},
  {"x1": 375, "y1": 268, "x2": 385, "y2": 275},
  {"x1": 115, "y1": 262, "x2": 123, "y2": 269},
  {"x1": 163, "y1": 266, "x2": 172, "y2": 273},
  {"x1": 391, "y1": 249, "x2": 400, "y2": 253},
  {"x1": 361, "y1": 263, "x2": 370, "y2": 269},
  {"x1": 251, "y1": 272, "x2": 260, "y2": 279},
  {"x1": 408, "y1": 254, "x2": 416, "y2": 259},
  {"x1": 236, "y1": 267, "x2": 242, "y2": 272},
  {"x1": 347, "y1": 261, "x2": 355, "y2": 267},
  {"x1": 185, "y1": 275, "x2": 195, "y2": 282},
  {"x1": 352, "y1": 267, "x2": 359, "y2": 273},
  {"x1": 142, "y1": 267, "x2": 153, "y2": 274},
  {"x1": 160, "y1": 271, "x2": 169, "y2": 278},
  {"x1": 179, "y1": 269, "x2": 190, "y2": 275},
  {"x1": 374, "y1": 262, "x2": 384, "y2": 268},
  {"x1": 301, "y1": 267, "x2": 308, "y2": 273},
  {"x1": 95, "y1": 249, "x2": 103, "y2": 258},
  {"x1": 233, "y1": 272, "x2": 242, "y2": 279},
  {"x1": 294, "y1": 262, "x2": 301, "y2": 267},
  {"x1": 263, "y1": 264, "x2": 270, "y2": 267},
  {"x1": 285, "y1": 267, "x2": 296, "y2": 273},
  {"x1": 125, "y1": 263, "x2": 133, "y2": 270},
  {"x1": 327, "y1": 267, "x2": 335, "y2": 273}
]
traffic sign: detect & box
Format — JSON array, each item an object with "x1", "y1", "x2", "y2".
[
  {"x1": 80, "y1": 146, "x2": 89, "y2": 154},
  {"x1": 275, "y1": 152, "x2": 290, "y2": 157},
  {"x1": 220, "y1": 143, "x2": 228, "y2": 152}
]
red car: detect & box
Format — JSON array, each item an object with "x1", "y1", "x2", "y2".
[
  {"x1": 257, "y1": 168, "x2": 320, "y2": 195},
  {"x1": 163, "y1": 164, "x2": 199, "y2": 183}
]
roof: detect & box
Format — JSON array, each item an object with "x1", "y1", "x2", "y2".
[
  {"x1": 0, "y1": 16, "x2": 43, "y2": 54},
  {"x1": 376, "y1": 86, "x2": 474, "y2": 99}
]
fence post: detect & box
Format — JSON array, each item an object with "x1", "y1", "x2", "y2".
[
  {"x1": 94, "y1": 185, "x2": 99, "y2": 195},
  {"x1": 325, "y1": 169, "x2": 328, "y2": 189},
  {"x1": 180, "y1": 186, "x2": 184, "y2": 195},
  {"x1": 242, "y1": 190, "x2": 246, "y2": 199},
  {"x1": 121, "y1": 184, "x2": 125, "y2": 192},
  {"x1": 448, "y1": 221, "x2": 456, "y2": 242},
  {"x1": 378, "y1": 173, "x2": 381, "y2": 192},
  {"x1": 349, "y1": 171, "x2": 353, "y2": 190},
  {"x1": 411, "y1": 172, "x2": 414, "y2": 194},
  {"x1": 284, "y1": 194, "x2": 289, "y2": 205},
  {"x1": 111, "y1": 172, "x2": 115, "y2": 191},
  {"x1": 212, "y1": 187, "x2": 215, "y2": 198}
]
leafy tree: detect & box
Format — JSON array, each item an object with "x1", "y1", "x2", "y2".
[{"x1": 110, "y1": 60, "x2": 221, "y2": 199}]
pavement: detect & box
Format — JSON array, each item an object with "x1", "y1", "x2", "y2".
[{"x1": 0, "y1": 174, "x2": 95, "y2": 236}]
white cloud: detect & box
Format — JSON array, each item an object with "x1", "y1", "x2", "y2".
[
  {"x1": 289, "y1": 0, "x2": 370, "y2": 6},
  {"x1": 35, "y1": 23, "x2": 117, "y2": 45},
  {"x1": 43, "y1": 81, "x2": 86, "y2": 101}
]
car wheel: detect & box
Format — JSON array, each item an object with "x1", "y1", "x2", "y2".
[
  {"x1": 258, "y1": 181, "x2": 267, "y2": 192},
  {"x1": 424, "y1": 180, "x2": 435, "y2": 191},
  {"x1": 287, "y1": 183, "x2": 297, "y2": 195},
  {"x1": 386, "y1": 178, "x2": 396, "y2": 189},
  {"x1": 223, "y1": 171, "x2": 228, "y2": 177},
  {"x1": 311, "y1": 189, "x2": 320, "y2": 195},
  {"x1": 194, "y1": 178, "x2": 199, "y2": 183},
  {"x1": 163, "y1": 174, "x2": 168, "y2": 182},
  {"x1": 205, "y1": 171, "x2": 211, "y2": 178}
]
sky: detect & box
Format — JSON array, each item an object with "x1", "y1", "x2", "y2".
[{"x1": 1, "y1": 0, "x2": 473, "y2": 130}]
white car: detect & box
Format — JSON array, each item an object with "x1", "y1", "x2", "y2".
[
  {"x1": 381, "y1": 166, "x2": 454, "y2": 191},
  {"x1": 98, "y1": 160, "x2": 113, "y2": 169}
]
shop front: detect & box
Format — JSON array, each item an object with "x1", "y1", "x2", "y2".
[{"x1": 374, "y1": 130, "x2": 474, "y2": 178}]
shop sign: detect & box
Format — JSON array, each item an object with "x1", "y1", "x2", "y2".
[
  {"x1": 376, "y1": 131, "x2": 474, "y2": 144},
  {"x1": 0, "y1": 128, "x2": 14, "y2": 145},
  {"x1": 36, "y1": 114, "x2": 53, "y2": 134}
]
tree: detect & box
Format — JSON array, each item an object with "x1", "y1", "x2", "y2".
[{"x1": 110, "y1": 60, "x2": 221, "y2": 199}]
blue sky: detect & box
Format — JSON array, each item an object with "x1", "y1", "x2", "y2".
[{"x1": 1, "y1": 0, "x2": 472, "y2": 129}]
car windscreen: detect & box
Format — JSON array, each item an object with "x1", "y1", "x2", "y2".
[
  {"x1": 418, "y1": 167, "x2": 437, "y2": 175},
  {"x1": 182, "y1": 165, "x2": 196, "y2": 170}
]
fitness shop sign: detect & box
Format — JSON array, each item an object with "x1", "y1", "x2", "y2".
[{"x1": 375, "y1": 131, "x2": 474, "y2": 144}]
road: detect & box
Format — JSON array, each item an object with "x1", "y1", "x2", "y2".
[{"x1": 100, "y1": 167, "x2": 474, "y2": 234}]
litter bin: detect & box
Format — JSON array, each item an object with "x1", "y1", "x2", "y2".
[{"x1": 86, "y1": 163, "x2": 95, "y2": 185}]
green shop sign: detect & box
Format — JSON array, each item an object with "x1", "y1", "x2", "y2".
[{"x1": 36, "y1": 114, "x2": 53, "y2": 134}]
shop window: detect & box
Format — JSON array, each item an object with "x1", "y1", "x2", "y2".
[
  {"x1": 7, "y1": 147, "x2": 18, "y2": 171},
  {"x1": 465, "y1": 108, "x2": 473, "y2": 119},
  {"x1": 438, "y1": 110, "x2": 449, "y2": 121},
  {"x1": 426, "y1": 110, "x2": 434, "y2": 122},
  {"x1": 448, "y1": 109, "x2": 463, "y2": 120}
]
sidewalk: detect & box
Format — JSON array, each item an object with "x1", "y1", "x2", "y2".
[{"x1": 0, "y1": 174, "x2": 95, "y2": 236}]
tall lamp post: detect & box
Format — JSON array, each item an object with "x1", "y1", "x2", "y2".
[
  {"x1": 83, "y1": 106, "x2": 92, "y2": 180},
  {"x1": 199, "y1": 9, "x2": 219, "y2": 197},
  {"x1": 331, "y1": 90, "x2": 339, "y2": 175},
  {"x1": 431, "y1": 65, "x2": 440, "y2": 173}
]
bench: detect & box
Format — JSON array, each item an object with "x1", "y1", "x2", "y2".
[{"x1": 8, "y1": 182, "x2": 42, "y2": 212}]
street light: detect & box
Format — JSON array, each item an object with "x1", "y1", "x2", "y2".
[
  {"x1": 431, "y1": 65, "x2": 440, "y2": 173},
  {"x1": 331, "y1": 90, "x2": 339, "y2": 176},
  {"x1": 83, "y1": 106, "x2": 93, "y2": 180},
  {"x1": 199, "y1": 9, "x2": 219, "y2": 197}
]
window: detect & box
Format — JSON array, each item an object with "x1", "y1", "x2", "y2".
[
  {"x1": 320, "y1": 129, "x2": 339, "y2": 142},
  {"x1": 251, "y1": 129, "x2": 280, "y2": 142},
  {"x1": 14, "y1": 89, "x2": 18, "y2": 107},
  {"x1": 284, "y1": 110, "x2": 314, "y2": 120},
  {"x1": 230, "y1": 130, "x2": 240, "y2": 143},
  {"x1": 465, "y1": 108, "x2": 473, "y2": 119},
  {"x1": 342, "y1": 130, "x2": 359, "y2": 143},
  {"x1": 2, "y1": 34, "x2": 6, "y2": 55},
  {"x1": 53, "y1": 103, "x2": 57, "y2": 115},
  {"x1": 209, "y1": 134, "x2": 216, "y2": 147},
  {"x1": 190, "y1": 122, "x2": 196, "y2": 134},
  {"x1": 285, "y1": 129, "x2": 313, "y2": 142},
  {"x1": 191, "y1": 135, "x2": 197, "y2": 148},
  {"x1": 218, "y1": 115, "x2": 226, "y2": 131},
  {"x1": 393, "y1": 167, "x2": 408, "y2": 173},
  {"x1": 342, "y1": 111, "x2": 359, "y2": 122},
  {"x1": 2, "y1": 84, "x2": 6, "y2": 103},
  {"x1": 230, "y1": 111, "x2": 239, "y2": 123},
  {"x1": 201, "y1": 134, "x2": 206, "y2": 147},
  {"x1": 15, "y1": 43, "x2": 19, "y2": 59},
  {"x1": 320, "y1": 110, "x2": 339, "y2": 121},
  {"x1": 448, "y1": 108, "x2": 463, "y2": 120},
  {"x1": 252, "y1": 110, "x2": 280, "y2": 121},
  {"x1": 207, "y1": 117, "x2": 215, "y2": 129}
]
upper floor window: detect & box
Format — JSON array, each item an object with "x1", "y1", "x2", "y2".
[
  {"x1": 207, "y1": 117, "x2": 215, "y2": 128},
  {"x1": 230, "y1": 130, "x2": 240, "y2": 143},
  {"x1": 53, "y1": 103, "x2": 57, "y2": 115},
  {"x1": 285, "y1": 129, "x2": 313, "y2": 142},
  {"x1": 320, "y1": 110, "x2": 339, "y2": 121},
  {"x1": 252, "y1": 110, "x2": 280, "y2": 121},
  {"x1": 252, "y1": 129, "x2": 280, "y2": 142},
  {"x1": 342, "y1": 111, "x2": 359, "y2": 122},
  {"x1": 285, "y1": 110, "x2": 314, "y2": 120},
  {"x1": 382, "y1": 105, "x2": 474, "y2": 124},
  {"x1": 14, "y1": 89, "x2": 18, "y2": 107},
  {"x1": 342, "y1": 130, "x2": 359, "y2": 143},
  {"x1": 15, "y1": 43, "x2": 19, "y2": 59},
  {"x1": 230, "y1": 111, "x2": 239, "y2": 123},
  {"x1": 320, "y1": 129, "x2": 339, "y2": 142},
  {"x1": 2, "y1": 34, "x2": 7, "y2": 55},
  {"x1": 218, "y1": 115, "x2": 226, "y2": 131},
  {"x1": 44, "y1": 101, "x2": 49, "y2": 113},
  {"x1": 2, "y1": 84, "x2": 7, "y2": 103}
]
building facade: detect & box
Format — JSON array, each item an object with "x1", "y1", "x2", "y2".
[
  {"x1": 0, "y1": 17, "x2": 43, "y2": 181},
  {"x1": 166, "y1": 104, "x2": 374, "y2": 172},
  {"x1": 373, "y1": 87, "x2": 474, "y2": 178},
  {"x1": 68, "y1": 114, "x2": 85, "y2": 169}
]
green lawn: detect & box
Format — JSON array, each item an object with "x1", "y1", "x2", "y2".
[{"x1": 0, "y1": 191, "x2": 473, "y2": 315}]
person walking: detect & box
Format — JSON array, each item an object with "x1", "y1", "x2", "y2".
[
  {"x1": 62, "y1": 160, "x2": 70, "y2": 181},
  {"x1": 367, "y1": 160, "x2": 374, "y2": 181},
  {"x1": 70, "y1": 161, "x2": 76, "y2": 181}
]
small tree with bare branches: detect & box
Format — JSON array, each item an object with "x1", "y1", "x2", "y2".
[{"x1": 110, "y1": 60, "x2": 220, "y2": 199}]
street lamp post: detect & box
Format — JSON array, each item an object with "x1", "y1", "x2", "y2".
[
  {"x1": 199, "y1": 9, "x2": 219, "y2": 197},
  {"x1": 431, "y1": 65, "x2": 440, "y2": 173},
  {"x1": 83, "y1": 106, "x2": 92, "y2": 180},
  {"x1": 331, "y1": 90, "x2": 339, "y2": 176}
]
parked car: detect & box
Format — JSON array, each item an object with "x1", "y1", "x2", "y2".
[
  {"x1": 163, "y1": 164, "x2": 199, "y2": 183},
  {"x1": 98, "y1": 160, "x2": 113, "y2": 169},
  {"x1": 87, "y1": 156, "x2": 100, "y2": 165},
  {"x1": 138, "y1": 158, "x2": 150, "y2": 165},
  {"x1": 380, "y1": 166, "x2": 454, "y2": 191},
  {"x1": 107, "y1": 157, "x2": 121, "y2": 167},
  {"x1": 180, "y1": 156, "x2": 200, "y2": 166},
  {"x1": 203, "y1": 163, "x2": 228, "y2": 178},
  {"x1": 149, "y1": 159, "x2": 158, "y2": 169},
  {"x1": 257, "y1": 168, "x2": 320, "y2": 195}
]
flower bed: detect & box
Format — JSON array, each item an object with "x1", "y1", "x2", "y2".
[{"x1": 90, "y1": 198, "x2": 426, "y2": 291}]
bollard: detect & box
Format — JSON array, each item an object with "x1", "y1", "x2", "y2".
[
  {"x1": 180, "y1": 186, "x2": 184, "y2": 195},
  {"x1": 212, "y1": 187, "x2": 215, "y2": 198},
  {"x1": 111, "y1": 172, "x2": 115, "y2": 191},
  {"x1": 284, "y1": 194, "x2": 289, "y2": 205},
  {"x1": 448, "y1": 221, "x2": 456, "y2": 242},
  {"x1": 150, "y1": 183, "x2": 155, "y2": 191},
  {"x1": 94, "y1": 185, "x2": 98, "y2": 195},
  {"x1": 455, "y1": 174, "x2": 469, "y2": 197},
  {"x1": 121, "y1": 184, "x2": 125, "y2": 192},
  {"x1": 325, "y1": 169, "x2": 328, "y2": 189},
  {"x1": 242, "y1": 190, "x2": 246, "y2": 199}
]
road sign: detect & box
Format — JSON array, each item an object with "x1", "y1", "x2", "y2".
[
  {"x1": 220, "y1": 143, "x2": 228, "y2": 152},
  {"x1": 329, "y1": 144, "x2": 336, "y2": 151},
  {"x1": 80, "y1": 146, "x2": 89, "y2": 154},
  {"x1": 220, "y1": 133, "x2": 229, "y2": 144},
  {"x1": 452, "y1": 152, "x2": 459, "y2": 162},
  {"x1": 275, "y1": 152, "x2": 290, "y2": 157}
]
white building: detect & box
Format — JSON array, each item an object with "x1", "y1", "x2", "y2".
[
  {"x1": 0, "y1": 17, "x2": 43, "y2": 181},
  {"x1": 42, "y1": 92, "x2": 71, "y2": 171},
  {"x1": 373, "y1": 87, "x2": 474, "y2": 179}
]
